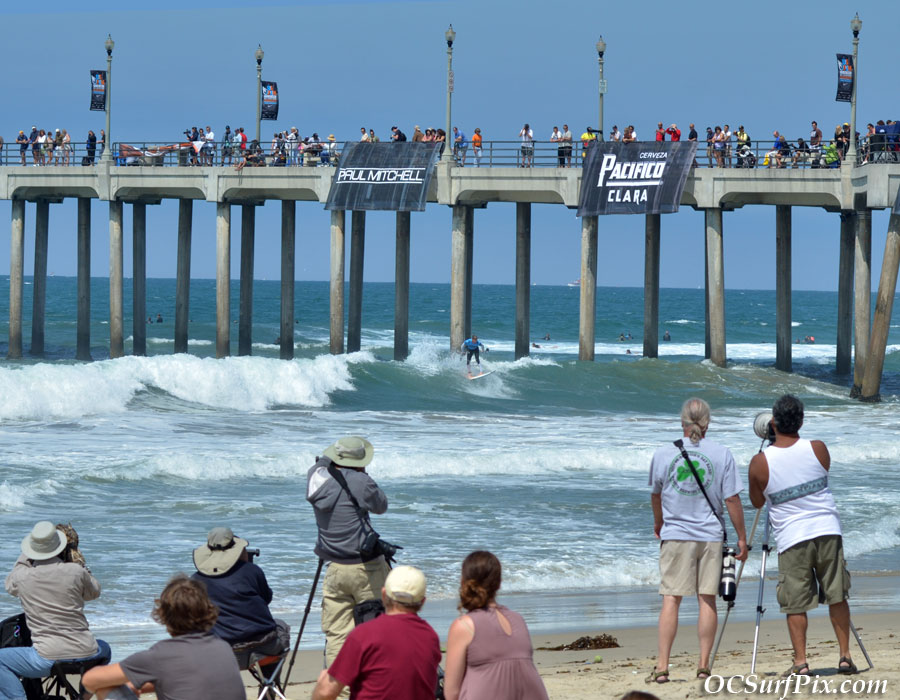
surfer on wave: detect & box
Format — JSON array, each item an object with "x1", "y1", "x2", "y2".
[{"x1": 461, "y1": 335, "x2": 486, "y2": 375}]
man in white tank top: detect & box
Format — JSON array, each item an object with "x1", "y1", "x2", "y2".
[{"x1": 748, "y1": 394, "x2": 856, "y2": 676}]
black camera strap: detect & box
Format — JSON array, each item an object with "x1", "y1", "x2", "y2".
[
  {"x1": 674, "y1": 439, "x2": 727, "y2": 543},
  {"x1": 325, "y1": 461, "x2": 379, "y2": 538}
]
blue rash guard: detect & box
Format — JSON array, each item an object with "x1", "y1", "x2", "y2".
[{"x1": 461, "y1": 338, "x2": 484, "y2": 352}]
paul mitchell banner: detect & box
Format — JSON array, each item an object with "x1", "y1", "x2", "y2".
[
  {"x1": 326, "y1": 142, "x2": 441, "y2": 212},
  {"x1": 90, "y1": 70, "x2": 106, "y2": 111},
  {"x1": 577, "y1": 141, "x2": 698, "y2": 216},
  {"x1": 261, "y1": 81, "x2": 279, "y2": 120},
  {"x1": 836, "y1": 54, "x2": 854, "y2": 103}
]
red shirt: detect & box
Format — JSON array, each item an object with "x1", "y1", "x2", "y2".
[
  {"x1": 655, "y1": 128, "x2": 665, "y2": 142},
  {"x1": 666, "y1": 128, "x2": 681, "y2": 142},
  {"x1": 328, "y1": 613, "x2": 440, "y2": 700}
]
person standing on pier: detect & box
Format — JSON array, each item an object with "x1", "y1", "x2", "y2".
[{"x1": 519, "y1": 124, "x2": 534, "y2": 167}]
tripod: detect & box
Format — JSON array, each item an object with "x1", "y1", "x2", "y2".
[{"x1": 284, "y1": 558, "x2": 324, "y2": 686}]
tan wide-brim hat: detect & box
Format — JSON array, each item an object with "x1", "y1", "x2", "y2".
[
  {"x1": 193, "y1": 526, "x2": 248, "y2": 576},
  {"x1": 323, "y1": 436, "x2": 374, "y2": 468},
  {"x1": 21, "y1": 521, "x2": 67, "y2": 561}
]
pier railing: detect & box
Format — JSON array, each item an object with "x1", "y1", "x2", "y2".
[{"x1": 1, "y1": 139, "x2": 896, "y2": 168}]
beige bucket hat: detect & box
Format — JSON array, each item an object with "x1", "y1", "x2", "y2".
[
  {"x1": 193, "y1": 527, "x2": 248, "y2": 576},
  {"x1": 323, "y1": 436, "x2": 374, "y2": 468},
  {"x1": 21, "y1": 521, "x2": 67, "y2": 560}
]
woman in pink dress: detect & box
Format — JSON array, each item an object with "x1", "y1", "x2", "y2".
[{"x1": 444, "y1": 551, "x2": 549, "y2": 700}]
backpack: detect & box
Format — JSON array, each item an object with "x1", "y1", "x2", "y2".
[{"x1": 396, "y1": 131, "x2": 407, "y2": 142}]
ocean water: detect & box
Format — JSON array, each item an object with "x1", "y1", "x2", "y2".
[{"x1": 1, "y1": 278, "x2": 899, "y2": 659}]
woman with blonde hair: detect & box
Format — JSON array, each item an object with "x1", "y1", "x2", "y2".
[{"x1": 444, "y1": 551, "x2": 548, "y2": 700}]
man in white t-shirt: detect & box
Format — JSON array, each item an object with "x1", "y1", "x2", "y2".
[
  {"x1": 748, "y1": 394, "x2": 856, "y2": 677},
  {"x1": 560, "y1": 124, "x2": 573, "y2": 167},
  {"x1": 519, "y1": 123, "x2": 534, "y2": 167},
  {"x1": 647, "y1": 398, "x2": 747, "y2": 684},
  {"x1": 723, "y1": 125, "x2": 733, "y2": 167}
]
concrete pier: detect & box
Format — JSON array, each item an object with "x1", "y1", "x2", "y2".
[
  {"x1": 515, "y1": 203, "x2": 531, "y2": 360},
  {"x1": 450, "y1": 205, "x2": 468, "y2": 352},
  {"x1": 76, "y1": 198, "x2": 92, "y2": 361},
  {"x1": 704, "y1": 244, "x2": 711, "y2": 360},
  {"x1": 836, "y1": 212, "x2": 855, "y2": 374},
  {"x1": 851, "y1": 210, "x2": 872, "y2": 396},
  {"x1": 30, "y1": 200, "x2": 49, "y2": 356},
  {"x1": 108, "y1": 200, "x2": 124, "y2": 359},
  {"x1": 132, "y1": 203, "x2": 147, "y2": 356},
  {"x1": 775, "y1": 205, "x2": 792, "y2": 372},
  {"x1": 579, "y1": 215, "x2": 598, "y2": 361},
  {"x1": 329, "y1": 210, "x2": 345, "y2": 354},
  {"x1": 280, "y1": 200, "x2": 296, "y2": 360},
  {"x1": 175, "y1": 199, "x2": 192, "y2": 354},
  {"x1": 7, "y1": 199, "x2": 25, "y2": 359},
  {"x1": 394, "y1": 211, "x2": 410, "y2": 361},
  {"x1": 643, "y1": 214, "x2": 661, "y2": 358},
  {"x1": 860, "y1": 213, "x2": 900, "y2": 402},
  {"x1": 215, "y1": 202, "x2": 231, "y2": 358},
  {"x1": 464, "y1": 207, "x2": 474, "y2": 340},
  {"x1": 238, "y1": 204, "x2": 256, "y2": 356},
  {"x1": 347, "y1": 211, "x2": 365, "y2": 353},
  {"x1": 705, "y1": 209, "x2": 726, "y2": 368}
]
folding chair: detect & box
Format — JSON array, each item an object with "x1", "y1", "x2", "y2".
[
  {"x1": 247, "y1": 647, "x2": 290, "y2": 700},
  {"x1": 42, "y1": 641, "x2": 111, "y2": 700}
]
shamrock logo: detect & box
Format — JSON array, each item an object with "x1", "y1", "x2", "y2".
[{"x1": 676, "y1": 461, "x2": 705, "y2": 482}]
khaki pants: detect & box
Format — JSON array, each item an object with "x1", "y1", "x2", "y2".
[{"x1": 322, "y1": 558, "x2": 390, "y2": 666}]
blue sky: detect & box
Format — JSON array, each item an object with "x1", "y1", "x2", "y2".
[{"x1": 0, "y1": 0, "x2": 897, "y2": 291}]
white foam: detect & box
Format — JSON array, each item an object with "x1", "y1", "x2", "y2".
[{"x1": 0, "y1": 482, "x2": 26, "y2": 511}]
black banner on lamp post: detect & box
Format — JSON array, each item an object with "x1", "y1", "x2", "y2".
[
  {"x1": 90, "y1": 70, "x2": 106, "y2": 111},
  {"x1": 261, "y1": 81, "x2": 279, "y2": 120},
  {"x1": 836, "y1": 54, "x2": 854, "y2": 103},
  {"x1": 577, "y1": 141, "x2": 697, "y2": 216}
]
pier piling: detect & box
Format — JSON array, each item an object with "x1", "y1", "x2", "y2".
[
  {"x1": 450, "y1": 205, "x2": 467, "y2": 352},
  {"x1": 706, "y1": 208, "x2": 726, "y2": 368},
  {"x1": 394, "y1": 211, "x2": 410, "y2": 361},
  {"x1": 7, "y1": 199, "x2": 25, "y2": 360},
  {"x1": 347, "y1": 211, "x2": 365, "y2": 353},
  {"x1": 31, "y1": 200, "x2": 49, "y2": 356},
  {"x1": 578, "y1": 215, "x2": 598, "y2": 361},
  {"x1": 133, "y1": 203, "x2": 147, "y2": 357},
  {"x1": 238, "y1": 204, "x2": 256, "y2": 356},
  {"x1": 109, "y1": 200, "x2": 124, "y2": 359},
  {"x1": 464, "y1": 207, "x2": 474, "y2": 340},
  {"x1": 836, "y1": 212, "x2": 855, "y2": 374},
  {"x1": 329, "y1": 210, "x2": 345, "y2": 355},
  {"x1": 643, "y1": 214, "x2": 661, "y2": 359},
  {"x1": 851, "y1": 210, "x2": 872, "y2": 396},
  {"x1": 76, "y1": 198, "x2": 92, "y2": 362},
  {"x1": 215, "y1": 202, "x2": 231, "y2": 358},
  {"x1": 175, "y1": 199, "x2": 193, "y2": 354},
  {"x1": 280, "y1": 200, "x2": 296, "y2": 360},
  {"x1": 515, "y1": 203, "x2": 531, "y2": 360},
  {"x1": 775, "y1": 205, "x2": 791, "y2": 372}
]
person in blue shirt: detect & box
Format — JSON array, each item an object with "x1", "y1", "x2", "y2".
[{"x1": 461, "y1": 335, "x2": 485, "y2": 374}]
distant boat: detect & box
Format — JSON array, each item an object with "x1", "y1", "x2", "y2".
[{"x1": 567, "y1": 278, "x2": 580, "y2": 287}]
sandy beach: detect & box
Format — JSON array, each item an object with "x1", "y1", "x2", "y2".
[{"x1": 269, "y1": 611, "x2": 898, "y2": 699}]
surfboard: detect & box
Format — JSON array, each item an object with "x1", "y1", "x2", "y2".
[{"x1": 467, "y1": 370, "x2": 494, "y2": 380}]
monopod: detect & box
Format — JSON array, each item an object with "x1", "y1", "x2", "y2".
[
  {"x1": 750, "y1": 508, "x2": 771, "y2": 675},
  {"x1": 709, "y1": 506, "x2": 762, "y2": 670},
  {"x1": 284, "y1": 558, "x2": 324, "y2": 686}
]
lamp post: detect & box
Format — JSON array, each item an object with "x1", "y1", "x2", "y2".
[
  {"x1": 443, "y1": 25, "x2": 456, "y2": 163},
  {"x1": 102, "y1": 34, "x2": 114, "y2": 163},
  {"x1": 255, "y1": 44, "x2": 264, "y2": 145},
  {"x1": 846, "y1": 14, "x2": 862, "y2": 165},
  {"x1": 596, "y1": 36, "x2": 606, "y2": 141}
]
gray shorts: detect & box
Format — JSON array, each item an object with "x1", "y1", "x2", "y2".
[{"x1": 659, "y1": 540, "x2": 721, "y2": 597}]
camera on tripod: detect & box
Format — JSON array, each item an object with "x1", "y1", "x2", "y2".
[
  {"x1": 753, "y1": 412, "x2": 775, "y2": 443},
  {"x1": 245, "y1": 548, "x2": 260, "y2": 561}
]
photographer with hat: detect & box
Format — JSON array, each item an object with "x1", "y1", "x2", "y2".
[
  {"x1": 748, "y1": 394, "x2": 856, "y2": 677},
  {"x1": 191, "y1": 527, "x2": 289, "y2": 673},
  {"x1": 1, "y1": 521, "x2": 109, "y2": 699},
  {"x1": 307, "y1": 436, "x2": 390, "y2": 668},
  {"x1": 311, "y1": 565, "x2": 440, "y2": 700}
]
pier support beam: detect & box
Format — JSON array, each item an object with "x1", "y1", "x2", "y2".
[
  {"x1": 515, "y1": 203, "x2": 531, "y2": 360},
  {"x1": 175, "y1": 199, "x2": 192, "y2": 354},
  {"x1": 76, "y1": 198, "x2": 92, "y2": 361},
  {"x1": 132, "y1": 203, "x2": 147, "y2": 356},
  {"x1": 450, "y1": 205, "x2": 468, "y2": 352},
  {"x1": 775, "y1": 205, "x2": 792, "y2": 372},
  {"x1": 704, "y1": 242, "x2": 710, "y2": 359},
  {"x1": 238, "y1": 204, "x2": 256, "y2": 356},
  {"x1": 7, "y1": 200, "x2": 25, "y2": 359},
  {"x1": 860, "y1": 213, "x2": 900, "y2": 402},
  {"x1": 330, "y1": 210, "x2": 345, "y2": 354},
  {"x1": 579, "y1": 215, "x2": 598, "y2": 361},
  {"x1": 464, "y1": 207, "x2": 474, "y2": 340},
  {"x1": 215, "y1": 202, "x2": 231, "y2": 358},
  {"x1": 109, "y1": 200, "x2": 124, "y2": 359},
  {"x1": 643, "y1": 214, "x2": 661, "y2": 359},
  {"x1": 394, "y1": 211, "x2": 410, "y2": 361},
  {"x1": 347, "y1": 211, "x2": 365, "y2": 353},
  {"x1": 280, "y1": 200, "x2": 296, "y2": 360},
  {"x1": 836, "y1": 212, "x2": 855, "y2": 374},
  {"x1": 31, "y1": 200, "x2": 49, "y2": 356},
  {"x1": 851, "y1": 210, "x2": 872, "y2": 397},
  {"x1": 706, "y1": 208, "x2": 726, "y2": 368}
]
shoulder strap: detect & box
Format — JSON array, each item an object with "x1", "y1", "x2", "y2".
[
  {"x1": 326, "y1": 462, "x2": 377, "y2": 536},
  {"x1": 674, "y1": 440, "x2": 727, "y2": 542}
]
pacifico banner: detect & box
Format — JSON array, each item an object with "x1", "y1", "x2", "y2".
[
  {"x1": 261, "y1": 81, "x2": 279, "y2": 120},
  {"x1": 836, "y1": 54, "x2": 854, "y2": 103},
  {"x1": 90, "y1": 70, "x2": 106, "y2": 111},
  {"x1": 577, "y1": 142, "x2": 698, "y2": 216},
  {"x1": 326, "y1": 142, "x2": 441, "y2": 212}
]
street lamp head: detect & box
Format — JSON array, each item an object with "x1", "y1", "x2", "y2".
[
  {"x1": 445, "y1": 24, "x2": 456, "y2": 48},
  {"x1": 850, "y1": 13, "x2": 862, "y2": 37},
  {"x1": 255, "y1": 44, "x2": 264, "y2": 66},
  {"x1": 105, "y1": 34, "x2": 114, "y2": 56},
  {"x1": 596, "y1": 36, "x2": 606, "y2": 58}
]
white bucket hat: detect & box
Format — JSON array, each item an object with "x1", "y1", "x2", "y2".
[
  {"x1": 21, "y1": 521, "x2": 66, "y2": 561},
  {"x1": 323, "y1": 436, "x2": 374, "y2": 468},
  {"x1": 192, "y1": 527, "x2": 248, "y2": 576}
]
